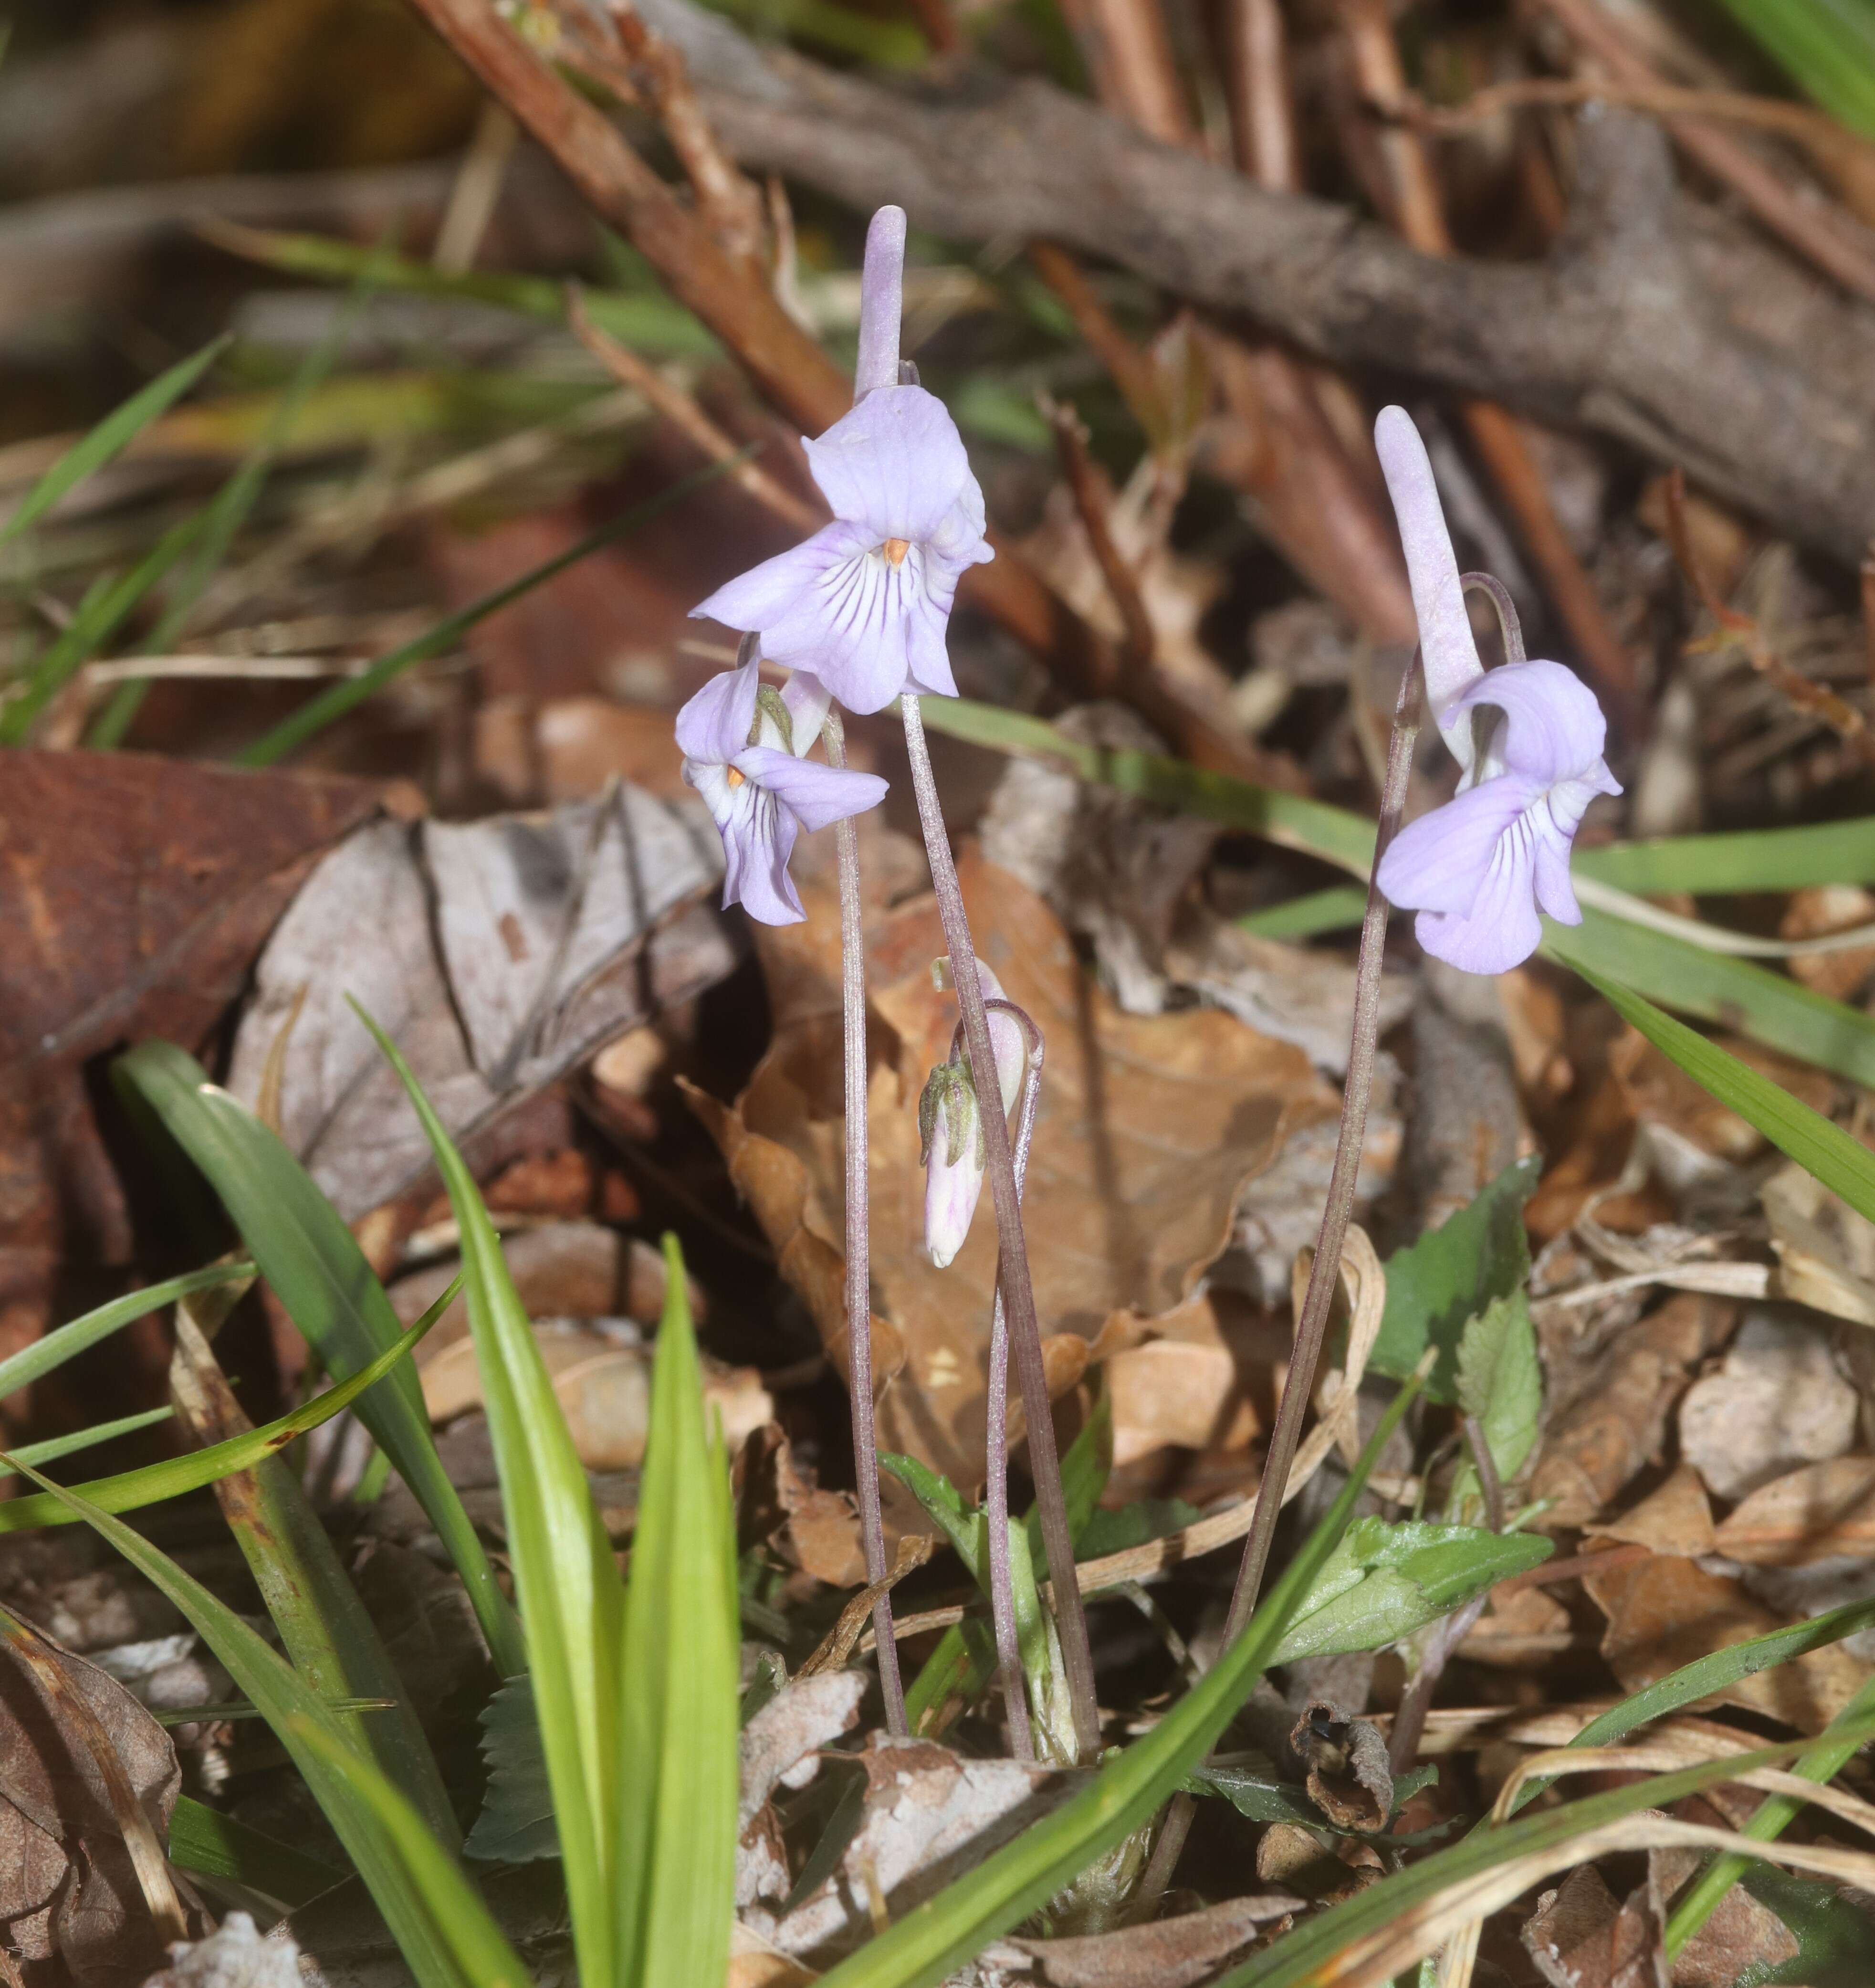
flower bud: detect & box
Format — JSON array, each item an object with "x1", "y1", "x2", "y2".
[{"x1": 918, "y1": 1060, "x2": 985, "y2": 1269}]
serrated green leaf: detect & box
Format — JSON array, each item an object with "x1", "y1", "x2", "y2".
[
  {"x1": 1452, "y1": 1291, "x2": 1542, "y2": 1508},
  {"x1": 113, "y1": 1041, "x2": 524, "y2": 1678},
  {"x1": 0, "y1": 335, "x2": 231, "y2": 550},
  {"x1": 1268, "y1": 1516, "x2": 1551, "y2": 1666},
  {"x1": 614, "y1": 1236, "x2": 740, "y2": 1988},
  {"x1": 1370, "y1": 1158, "x2": 1540, "y2": 1402},
  {"x1": 466, "y1": 1673, "x2": 556, "y2": 1864},
  {"x1": 356, "y1": 1007, "x2": 623, "y2": 1988}
]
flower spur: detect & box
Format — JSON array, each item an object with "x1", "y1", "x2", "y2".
[{"x1": 1372, "y1": 405, "x2": 1621, "y2": 976}]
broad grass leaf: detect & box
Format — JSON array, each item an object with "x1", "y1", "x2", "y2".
[
  {"x1": 358, "y1": 1008, "x2": 624, "y2": 1988},
  {"x1": 114, "y1": 1041, "x2": 525, "y2": 1676},
  {"x1": 614, "y1": 1238, "x2": 739, "y2": 1988}
]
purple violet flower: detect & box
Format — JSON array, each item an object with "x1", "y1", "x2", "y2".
[
  {"x1": 691, "y1": 391, "x2": 993, "y2": 715},
  {"x1": 676, "y1": 655, "x2": 886, "y2": 926},
  {"x1": 1371, "y1": 406, "x2": 1621, "y2": 976},
  {"x1": 919, "y1": 960, "x2": 1026, "y2": 1268}
]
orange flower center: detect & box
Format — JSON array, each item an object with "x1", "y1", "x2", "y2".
[
  {"x1": 725, "y1": 766, "x2": 746, "y2": 788},
  {"x1": 881, "y1": 537, "x2": 911, "y2": 566}
]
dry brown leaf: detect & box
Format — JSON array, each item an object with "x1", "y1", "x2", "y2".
[
  {"x1": 1521, "y1": 1863, "x2": 1667, "y2": 1988},
  {"x1": 1530, "y1": 1295, "x2": 1738, "y2": 1526},
  {"x1": 1611, "y1": 1027, "x2": 1838, "y2": 1162},
  {"x1": 1588, "y1": 1464, "x2": 1717, "y2": 1559},
  {"x1": 1456, "y1": 1583, "x2": 1577, "y2": 1668},
  {"x1": 1583, "y1": 1551, "x2": 1869, "y2": 1733},
  {"x1": 1780, "y1": 884, "x2": 1875, "y2": 1000},
  {"x1": 735, "y1": 1425, "x2": 868, "y2": 1588},
  {"x1": 1649, "y1": 1848, "x2": 1797, "y2": 1988},
  {"x1": 691, "y1": 853, "x2": 1330, "y2": 1482},
  {"x1": 0, "y1": 1605, "x2": 185, "y2": 1986},
  {"x1": 1713, "y1": 1456, "x2": 1875, "y2": 1566},
  {"x1": 993, "y1": 1895, "x2": 1303, "y2": 1988},
  {"x1": 1678, "y1": 1308, "x2": 1859, "y2": 1500},
  {"x1": 1764, "y1": 1160, "x2": 1875, "y2": 1327},
  {"x1": 418, "y1": 1319, "x2": 771, "y2": 1470},
  {"x1": 1291, "y1": 1701, "x2": 1393, "y2": 1832},
  {"x1": 738, "y1": 1671, "x2": 868, "y2": 1830}
]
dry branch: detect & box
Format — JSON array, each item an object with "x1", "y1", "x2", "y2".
[{"x1": 636, "y1": 0, "x2": 1875, "y2": 567}]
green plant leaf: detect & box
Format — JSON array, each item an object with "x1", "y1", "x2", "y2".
[
  {"x1": 465, "y1": 1673, "x2": 556, "y2": 1864},
  {"x1": 1697, "y1": 0, "x2": 1875, "y2": 140},
  {"x1": 1267, "y1": 1516, "x2": 1551, "y2": 1666},
  {"x1": 0, "y1": 1308, "x2": 433, "y2": 1536},
  {"x1": 113, "y1": 1041, "x2": 524, "y2": 1677},
  {"x1": 0, "y1": 1405, "x2": 176, "y2": 1474},
  {"x1": 287, "y1": 1715, "x2": 532, "y2": 1988},
  {"x1": 1579, "y1": 970, "x2": 1875, "y2": 1227},
  {"x1": 0, "y1": 1261, "x2": 249, "y2": 1406},
  {"x1": 236, "y1": 454, "x2": 748, "y2": 767},
  {"x1": 1369, "y1": 1158, "x2": 1540, "y2": 1402},
  {"x1": 813, "y1": 1363, "x2": 1432, "y2": 1988},
  {"x1": 167, "y1": 1794, "x2": 344, "y2": 1908},
  {"x1": 5, "y1": 1458, "x2": 478, "y2": 1988},
  {"x1": 1574, "y1": 819, "x2": 1875, "y2": 896},
  {"x1": 1236, "y1": 885, "x2": 1372, "y2": 939},
  {"x1": 357, "y1": 1008, "x2": 623, "y2": 1988},
  {"x1": 614, "y1": 1237, "x2": 741, "y2": 1988},
  {"x1": 1727, "y1": 1865, "x2": 1875, "y2": 1987},
  {"x1": 170, "y1": 1290, "x2": 459, "y2": 1847},
  {"x1": 0, "y1": 336, "x2": 232, "y2": 549},
  {"x1": 1449, "y1": 1291, "x2": 1542, "y2": 1515}
]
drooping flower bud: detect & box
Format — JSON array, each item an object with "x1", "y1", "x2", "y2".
[{"x1": 918, "y1": 960, "x2": 1028, "y2": 1267}]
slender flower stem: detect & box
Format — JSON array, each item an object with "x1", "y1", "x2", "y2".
[
  {"x1": 977, "y1": 998, "x2": 1043, "y2": 1760},
  {"x1": 824, "y1": 712, "x2": 905, "y2": 1735},
  {"x1": 1132, "y1": 652, "x2": 1425, "y2": 1913},
  {"x1": 900, "y1": 693, "x2": 1103, "y2": 1761}
]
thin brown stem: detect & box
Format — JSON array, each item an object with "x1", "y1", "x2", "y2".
[
  {"x1": 565, "y1": 284, "x2": 821, "y2": 530},
  {"x1": 1463, "y1": 1412, "x2": 1508, "y2": 1534},
  {"x1": 1222, "y1": 0, "x2": 1299, "y2": 190},
  {"x1": 825, "y1": 709, "x2": 905, "y2": 1734},
  {"x1": 1044, "y1": 397, "x2": 1157, "y2": 670},
  {"x1": 1224, "y1": 652, "x2": 1424, "y2": 1645},
  {"x1": 901, "y1": 694, "x2": 1102, "y2": 1760}
]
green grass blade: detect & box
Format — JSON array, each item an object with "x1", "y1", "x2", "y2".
[
  {"x1": 4, "y1": 1457, "x2": 478, "y2": 1988},
  {"x1": 816, "y1": 1363, "x2": 1432, "y2": 1988},
  {"x1": 698, "y1": 0, "x2": 927, "y2": 65},
  {"x1": 1548, "y1": 913, "x2": 1875, "y2": 1087},
  {"x1": 168, "y1": 1793, "x2": 344, "y2": 1908},
  {"x1": 1572, "y1": 819, "x2": 1875, "y2": 895},
  {"x1": 0, "y1": 1261, "x2": 251, "y2": 1402},
  {"x1": 287, "y1": 1715, "x2": 532, "y2": 1988},
  {"x1": 0, "y1": 1404, "x2": 175, "y2": 1473},
  {"x1": 114, "y1": 1041, "x2": 525, "y2": 1677},
  {"x1": 211, "y1": 225, "x2": 719, "y2": 357},
  {"x1": 1666, "y1": 1666, "x2": 1875, "y2": 1957},
  {"x1": 1581, "y1": 968, "x2": 1875, "y2": 1223},
  {"x1": 1700, "y1": 0, "x2": 1875, "y2": 139},
  {"x1": 356, "y1": 1004, "x2": 623, "y2": 1988},
  {"x1": 616, "y1": 1237, "x2": 740, "y2": 1988},
  {"x1": 0, "y1": 335, "x2": 231, "y2": 550},
  {"x1": 237, "y1": 453, "x2": 747, "y2": 767},
  {"x1": 0, "y1": 1309, "x2": 432, "y2": 1535},
  {"x1": 171, "y1": 1298, "x2": 460, "y2": 1847},
  {"x1": 1237, "y1": 886, "x2": 1372, "y2": 939}
]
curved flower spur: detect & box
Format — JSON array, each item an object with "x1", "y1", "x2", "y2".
[
  {"x1": 690, "y1": 359, "x2": 995, "y2": 712},
  {"x1": 674, "y1": 642, "x2": 886, "y2": 926},
  {"x1": 1372, "y1": 406, "x2": 1621, "y2": 976}
]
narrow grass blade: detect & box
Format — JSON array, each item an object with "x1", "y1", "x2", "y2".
[
  {"x1": 0, "y1": 1309, "x2": 432, "y2": 1535},
  {"x1": 0, "y1": 1261, "x2": 251, "y2": 1402},
  {"x1": 114, "y1": 1041, "x2": 525, "y2": 1677},
  {"x1": 287, "y1": 1715, "x2": 532, "y2": 1988},
  {"x1": 1666, "y1": 1666, "x2": 1875, "y2": 1957},
  {"x1": 0, "y1": 1404, "x2": 175, "y2": 1473},
  {"x1": 615, "y1": 1237, "x2": 740, "y2": 1988},
  {"x1": 170, "y1": 1293, "x2": 459, "y2": 1847},
  {"x1": 816, "y1": 1363, "x2": 1432, "y2": 1988},
  {"x1": 1574, "y1": 819, "x2": 1875, "y2": 895},
  {"x1": 357, "y1": 1005, "x2": 623, "y2": 1988},
  {"x1": 237, "y1": 453, "x2": 747, "y2": 767},
  {"x1": 5, "y1": 1458, "x2": 478, "y2": 1988},
  {"x1": 209, "y1": 224, "x2": 719, "y2": 357},
  {"x1": 0, "y1": 335, "x2": 231, "y2": 549},
  {"x1": 168, "y1": 1793, "x2": 344, "y2": 1908},
  {"x1": 1701, "y1": 0, "x2": 1875, "y2": 139},
  {"x1": 1237, "y1": 886, "x2": 1372, "y2": 939},
  {"x1": 1580, "y1": 968, "x2": 1875, "y2": 1224}
]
